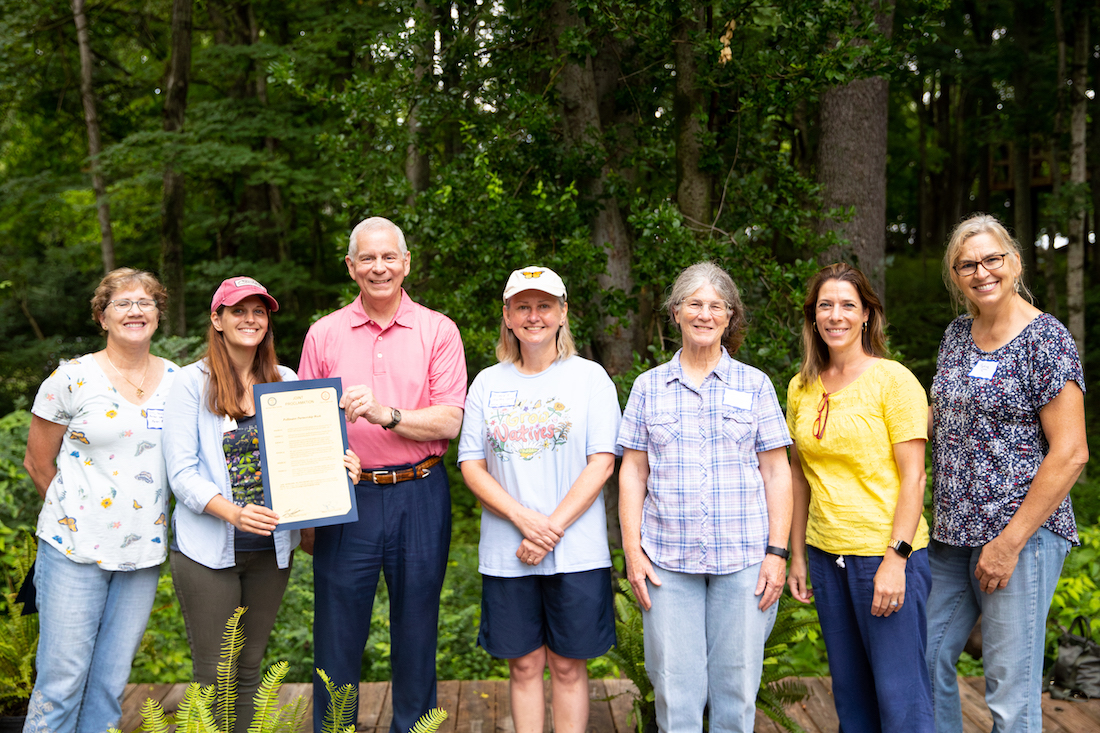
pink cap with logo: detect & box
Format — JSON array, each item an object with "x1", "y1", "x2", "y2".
[{"x1": 210, "y1": 276, "x2": 280, "y2": 314}]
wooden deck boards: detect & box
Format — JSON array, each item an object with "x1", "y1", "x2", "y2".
[{"x1": 120, "y1": 677, "x2": 1100, "y2": 732}]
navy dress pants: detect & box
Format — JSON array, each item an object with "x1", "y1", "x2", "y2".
[{"x1": 312, "y1": 466, "x2": 451, "y2": 733}]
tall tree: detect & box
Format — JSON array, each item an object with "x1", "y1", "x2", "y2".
[
  {"x1": 160, "y1": 0, "x2": 193, "y2": 336},
  {"x1": 674, "y1": 1, "x2": 711, "y2": 233},
  {"x1": 72, "y1": 0, "x2": 115, "y2": 273},
  {"x1": 1066, "y1": 3, "x2": 1087, "y2": 355},
  {"x1": 547, "y1": 0, "x2": 636, "y2": 376},
  {"x1": 815, "y1": 0, "x2": 896, "y2": 299}
]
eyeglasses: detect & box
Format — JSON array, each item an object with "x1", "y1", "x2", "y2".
[
  {"x1": 952, "y1": 253, "x2": 1008, "y2": 277},
  {"x1": 106, "y1": 299, "x2": 158, "y2": 313},
  {"x1": 812, "y1": 391, "x2": 830, "y2": 440},
  {"x1": 681, "y1": 300, "x2": 730, "y2": 316}
]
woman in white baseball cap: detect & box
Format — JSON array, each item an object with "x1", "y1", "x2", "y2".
[{"x1": 458, "y1": 266, "x2": 622, "y2": 733}]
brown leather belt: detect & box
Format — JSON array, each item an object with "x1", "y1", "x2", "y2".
[{"x1": 368, "y1": 455, "x2": 441, "y2": 485}]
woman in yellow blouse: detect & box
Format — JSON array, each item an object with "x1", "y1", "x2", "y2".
[{"x1": 786, "y1": 263, "x2": 932, "y2": 733}]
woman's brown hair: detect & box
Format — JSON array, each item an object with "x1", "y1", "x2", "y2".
[
  {"x1": 204, "y1": 307, "x2": 282, "y2": 419},
  {"x1": 796, "y1": 263, "x2": 887, "y2": 389}
]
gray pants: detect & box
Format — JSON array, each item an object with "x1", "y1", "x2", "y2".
[{"x1": 170, "y1": 549, "x2": 292, "y2": 733}]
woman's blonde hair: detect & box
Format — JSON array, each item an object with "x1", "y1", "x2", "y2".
[
  {"x1": 496, "y1": 295, "x2": 577, "y2": 364},
  {"x1": 943, "y1": 213, "x2": 1032, "y2": 316}
]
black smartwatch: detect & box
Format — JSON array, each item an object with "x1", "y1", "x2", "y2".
[
  {"x1": 765, "y1": 545, "x2": 790, "y2": 560},
  {"x1": 383, "y1": 408, "x2": 402, "y2": 430},
  {"x1": 888, "y1": 538, "x2": 913, "y2": 559}
]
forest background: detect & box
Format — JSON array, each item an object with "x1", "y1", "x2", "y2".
[{"x1": 2, "y1": 0, "x2": 1100, "y2": 683}]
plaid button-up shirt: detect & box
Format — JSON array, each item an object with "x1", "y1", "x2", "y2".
[{"x1": 617, "y1": 350, "x2": 791, "y2": 574}]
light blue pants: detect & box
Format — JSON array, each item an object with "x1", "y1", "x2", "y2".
[
  {"x1": 23, "y1": 542, "x2": 159, "y2": 733},
  {"x1": 925, "y1": 528, "x2": 1070, "y2": 733},
  {"x1": 642, "y1": 563, "x2": 776, "y2": 733}
]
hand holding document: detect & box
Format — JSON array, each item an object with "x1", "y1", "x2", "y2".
[{"x1": 255, "y1": 378, "x2": 359, "y2": 530}]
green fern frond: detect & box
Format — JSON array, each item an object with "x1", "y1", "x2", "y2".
[
  {"x1": 271, "y1": 696, "x2": 309, "y2": 733},
  {"x1": 175, "y1": 683, "x2": 219, "y2": 733},
  {"x1": 407, "y1": 707, "x2": 448, "y2": 733},
  {"x1": 318, "y1": 668, "x2": 358, "y2": 733},
  {"x1": 216, "y1": 606, "x2": 247, "y2": 733},
  {"x1": 246, "y1": 659, "x2": 288, "y2": 733},
  {"x1": 134, "y1": 695, "x2": 171, "y2": 733}
]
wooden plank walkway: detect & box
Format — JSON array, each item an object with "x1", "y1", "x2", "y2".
[{"x1": 120, "y1": 677, "x2": 1100, "y2": 732}]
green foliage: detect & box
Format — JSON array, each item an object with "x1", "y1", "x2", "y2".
[
  {"x1": 217, "y1": 607, "x2": 247, "y2": 733},
  {"x1": 603, "y1": 579, "x2": 654, "y2": 733},
  {"x1": 316, "y1": 669, "x2": 356, "y2": 733},
  {"x1": 408, "y1": 708, "x2": 448, "y2": 733},
  {"x1": 0, "y1": 409, "x2": 36, "y2": 534},
  {"x1": 1048, "y1": 525, "x2": 1100, "y2": 658},
  {"x1": 0, "y1": 530, "x2": 37, "y2": 716}
]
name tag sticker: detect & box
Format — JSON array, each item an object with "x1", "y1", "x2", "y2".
[
  {"x1": 145, "y1": 408, "x2": 165, "y2": 430},
  {"x1": 723, "y1": 389, "x2": 754, "y2": 410},
  {"x1": 489, "y1": 390, "x2": 519, "y2": 409},
  {"x1": 969, "y1": 360, "x2": 998, "y2": 380},
  {"x1": 222, "y1": 415, "x2": 238, "y2": 433}
]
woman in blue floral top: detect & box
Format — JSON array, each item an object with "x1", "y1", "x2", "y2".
[
  {"x1": 926, "y1": 214, "x2": 1087, "y2": 733},
  {"x1": 23, "y1": 268, "x2": 178, "y2": 733}
]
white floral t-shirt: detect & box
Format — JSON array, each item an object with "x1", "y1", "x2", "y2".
[{"x1": 31, "y1": 354, "x2": 178, "y2": 570}]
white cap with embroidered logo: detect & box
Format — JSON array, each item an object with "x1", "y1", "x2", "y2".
[{"x1": 502, "y1": 266, "x2": 567, "y2": 302}]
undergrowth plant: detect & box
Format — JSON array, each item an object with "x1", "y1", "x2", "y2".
[
  {"x1": 604, "y1": 579, "x2": 814, "y2": 733},
  {"x1": 0, "y1": 529, "x2": 38, "y2": 716},
  {"x1": 113, "y1": 606, "x2": 447, "y2": 733}
]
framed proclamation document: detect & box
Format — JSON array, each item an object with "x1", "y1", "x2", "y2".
[{"x1": 254, "y1": 378, "x2": 359, "y2": 531}]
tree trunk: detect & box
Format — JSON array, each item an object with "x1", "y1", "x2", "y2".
[
  {"x1": 1012, "y1": 0, "x2": 1037, "y2": 284},
  {"x1": 1066, "y1": 6, "x2": 1087, "y2": 356},
  {"x1": 405, "y1": 0, "x2": 432, "y2": 207},
  {"x1": 72, "y1": 0, "x2": 115, "y2": 273},
  {"x1": 673, "y1": 1, "x2": 711, "y2": 233},
  {"x1": 548, "y1": 0, "x2": 635, "y2": 377},
  {"x1": 160, "y1": 0, "x2": 193, "y2": 337},
  {"x1": 815, "y1": 1, "x2": 895, "y2": 301},
  {"x1": 1047, "y1": 0, "x2": 1066, "y2": 319}
]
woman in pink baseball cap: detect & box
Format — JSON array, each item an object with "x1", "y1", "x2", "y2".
[{"x1": 164, "y1": 277, "x2": 361, "y2": 733}]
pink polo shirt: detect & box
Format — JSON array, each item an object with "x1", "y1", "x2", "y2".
[{"x1": 299, "y1": 290, "x2": 467, "y2": 469}]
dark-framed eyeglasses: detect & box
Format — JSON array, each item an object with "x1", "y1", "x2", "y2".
[
  {"x1": 107, "y1": 299, "x2": 158, "y2": 313},
  {"x1": 952, "y1": 253, "x2": 1008, "y2": 277}
]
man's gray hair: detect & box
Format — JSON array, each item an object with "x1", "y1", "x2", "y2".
[{"x1": 347, "y1": 217, "x2": 408, "y2": 259}]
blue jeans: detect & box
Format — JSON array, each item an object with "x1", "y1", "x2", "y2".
[
  {"x1": 925, "y1": 528, "x2": 1070, "y2": 733},
  {"x1": 808, "y1": 546, "x2": 934, "y2": 733},
  {"x1": 312, "y1": 468, "x2": 451, "y2": 733},
  {"x1": 642, "y1": 563, "x2": 777, "y2": 733},
  {"x1": 24, "y1": 542, "x2": 160, "y2": 733}
]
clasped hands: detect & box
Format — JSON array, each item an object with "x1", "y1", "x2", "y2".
[{"x1": 514, "y1": 506, "x2": 564, "y2": 567}]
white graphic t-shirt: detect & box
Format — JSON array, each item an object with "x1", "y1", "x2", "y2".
[{"x1": 458, "y1": 356, "x2": 622, "y2": 577}]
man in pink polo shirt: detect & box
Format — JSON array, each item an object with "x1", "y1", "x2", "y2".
[{"x1": 299, "y1": 216, "x2": 467, "y2": 733}]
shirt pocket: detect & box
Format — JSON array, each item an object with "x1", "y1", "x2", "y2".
[
  {"x1": 647, "y1": 412, "x2": 681, "y2": 447},
  {"x1": 721, "y1": 409, "x2": 756, "y2": 452}
]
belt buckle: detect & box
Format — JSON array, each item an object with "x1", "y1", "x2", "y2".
[{"x1": 371, "y1": 470, "x2": 397, "y2": 485}]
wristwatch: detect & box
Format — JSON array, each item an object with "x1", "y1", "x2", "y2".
[
  {"x1": 383, "y1": 408, "x2": 402, "y2": 430},
  {"x1": 888, "y1": 538, "x2": 913, "y2": 559},
  {"x1": 765, "y1": 545, "x2": 790, "y2": 560}
]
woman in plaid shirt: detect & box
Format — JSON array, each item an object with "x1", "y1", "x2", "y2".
[{"x1": 618, "y1": 262, "x2": 793, "y2": 733}]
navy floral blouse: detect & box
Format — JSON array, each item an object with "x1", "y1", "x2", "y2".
[{"x1": 931, "y1": 313, "x2": 1082, "y2": 547}]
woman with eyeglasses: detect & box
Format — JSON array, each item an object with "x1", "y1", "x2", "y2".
[
  {"x1": 22, "y1": 268, "x2": 178, "y2": 733},
  {"x1": 785, "y1": 263, "x2": 932, "y2": 733},
  {"x1": 926, "y1": 214, "x2": 1086, "y2": 733},
  {"x1": 618, "y1": 262, "x2": 792, "y2": 733},
  {"x1": 163, "y1": 277, "x2": 361, "y2": 733}
]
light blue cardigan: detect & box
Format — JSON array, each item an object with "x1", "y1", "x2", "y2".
[{"x1": 164, "y1": 360, "x2": 299, "y2": 569}]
